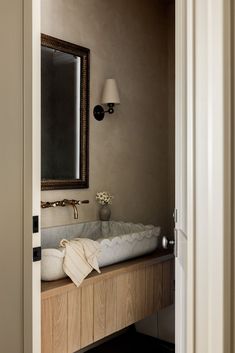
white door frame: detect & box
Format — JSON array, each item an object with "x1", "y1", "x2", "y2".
[
  {"x1": 176, "y1": 0, "x2": 232, "y2": 352},
  {"x1": 22, "y1": 1, "x2": 232, "y2": 352},
  {"x1": 24, "y1": 0, "x2": 41, "y2": 352}
]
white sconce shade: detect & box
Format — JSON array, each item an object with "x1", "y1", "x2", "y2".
[
  {"x1": 101, "y1": 79, "x2": 120, "y2": 104},
  {"x1": 93, "y1": 78, "x2": 120, "y2": 121}
]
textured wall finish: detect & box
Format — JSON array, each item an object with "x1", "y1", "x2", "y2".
[
  {"x1": 0, "y1": 1, "x2": 24, "y2": 351},
  {"x1": 157, "y1": 2, "x2": 175, "y2": 343},
  {"x1": 167, "y1": 1, "x2": 175, "y2": 237},
  {"x1": 41, "y1": 0, "x2": 174, "y2": 236}
]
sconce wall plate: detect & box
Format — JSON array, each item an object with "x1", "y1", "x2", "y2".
[
  {"x1": 93, "y1": 105, "x2": 105, "y2": 121},
  {"x1": 93, "y1": 103, "x2": 115, "y2": 121}
]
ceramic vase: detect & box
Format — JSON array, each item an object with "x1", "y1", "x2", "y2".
[{"x1": 99, "y1": 204, "x2": 111, "y2": 221}]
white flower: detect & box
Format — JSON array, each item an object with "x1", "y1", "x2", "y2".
[{"x1": 96, "y1": 191, "x2": 114, "y2": 205}]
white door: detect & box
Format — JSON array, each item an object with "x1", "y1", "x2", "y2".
[{"x1": 172, "y1": 1, "x2": 231, "y2": 353}]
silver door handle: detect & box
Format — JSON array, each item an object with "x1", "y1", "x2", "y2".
[{"x1": 162, "y1": 236, "x2": 175, "y2": 249}]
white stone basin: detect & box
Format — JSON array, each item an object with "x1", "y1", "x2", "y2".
[{"x1": 41, "y1": 221, "x2": 161, "y2": 281}]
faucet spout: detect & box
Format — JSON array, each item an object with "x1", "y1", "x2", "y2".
[{"x1": 73, "y1": 204, "x2": 78, "y2": 219}]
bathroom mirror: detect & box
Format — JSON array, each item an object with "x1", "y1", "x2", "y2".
[{"x1": 41, "y1": 34, "x2": 89, "y2": 190}]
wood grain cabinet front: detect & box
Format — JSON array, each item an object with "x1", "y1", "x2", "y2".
[{"x1": 41, "y1": 254, "x2": 174, "y2": 353}]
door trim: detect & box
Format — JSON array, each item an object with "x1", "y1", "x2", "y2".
[
  {"x1": 175, "y1": 1, "x2": 188, "y2": 352},
  {"x1": 178, "y1": 0, "x2": 233, "y2": 352},
  {"x1": 185, "y1": 0, "x2": 196, "y2": 351},
  {"x1": 23, "y1": 0, "x2": 41, "y2": 352}
]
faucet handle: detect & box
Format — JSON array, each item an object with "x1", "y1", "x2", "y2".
[{"x1": 80, "y1": 200, "x2": 89, "y2": 204}]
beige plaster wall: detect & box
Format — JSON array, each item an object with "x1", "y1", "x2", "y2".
[
  {"x1": 167, "y1": 1, "x2": 175, "y2": 238},
  {"x1": 232, "y1": 0, "x2": 235, "y2": 350},
  {"x1": 156, "y1": 1, "x2": 175, "y2": 343},
  {"x1": 41, "y1": 0, "x2": 174, "y2": 236},
  {"x1": 0, "y1": 1, "x2": 24, "y2": 351}
]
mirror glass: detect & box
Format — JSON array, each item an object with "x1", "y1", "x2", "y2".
[{"x1": 41, "y1": 34, "x2": 89, "y2": 190}]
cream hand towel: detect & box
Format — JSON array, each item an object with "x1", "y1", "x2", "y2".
[{"x1": 60, "y1": 238, "x2": 101, "y2": 287}]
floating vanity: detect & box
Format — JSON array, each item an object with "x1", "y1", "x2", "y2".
[{"x1": 41, "y1": 249, "x2": 174, "y2": 353}]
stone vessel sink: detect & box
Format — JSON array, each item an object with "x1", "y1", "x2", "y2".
[{"x1": 41, "y1": 221, "x2": 161, "y2": 281}]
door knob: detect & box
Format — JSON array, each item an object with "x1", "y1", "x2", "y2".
[{"x1": 162, "y1": 236, "x2": 175, "y2": 249}]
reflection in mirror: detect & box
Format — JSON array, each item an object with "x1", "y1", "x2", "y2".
[
  {"x1": 41, "y1": 34, "x2": 89, "y2": 190},
  {"x1": 42, "y1": 48, "x2": 81, "y2": 179}
]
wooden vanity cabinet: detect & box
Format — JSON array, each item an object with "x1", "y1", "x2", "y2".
[{"x1": 41, "y1": 251, "x2": 174, "y2": 353}]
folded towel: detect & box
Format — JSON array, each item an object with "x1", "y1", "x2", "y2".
[{"x1": 60, "y1": 238, "x2": 101, "y2": 287}]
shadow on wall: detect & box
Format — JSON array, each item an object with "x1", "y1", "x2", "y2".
[{"x1": 135, "y1": 305, "x2": 175, "y2": 344}]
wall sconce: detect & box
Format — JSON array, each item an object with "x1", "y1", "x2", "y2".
[{"x1": 93, "y1": 79, "x2": 120, "y2": 121}]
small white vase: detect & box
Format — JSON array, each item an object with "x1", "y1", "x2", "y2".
[{"x1": 99, "y1": 204, "x2": 111, "y2": 221}]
